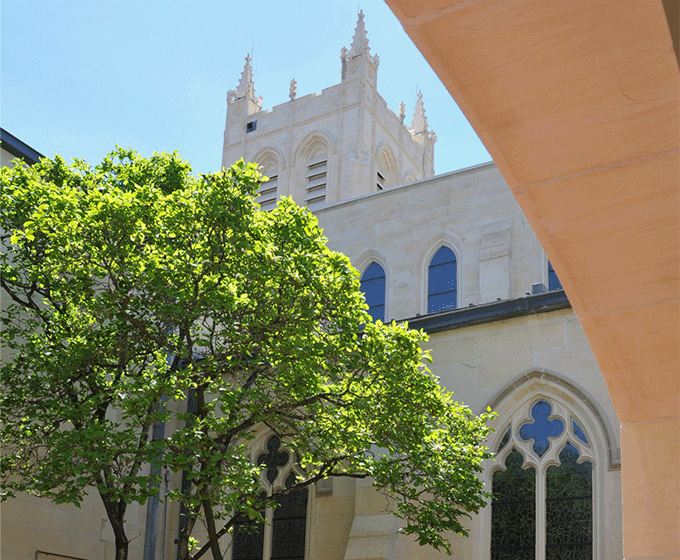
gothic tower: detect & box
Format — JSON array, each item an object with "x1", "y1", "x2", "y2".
[{"x1": 221, "y1": 11, "x2": 436, "y2": 210}]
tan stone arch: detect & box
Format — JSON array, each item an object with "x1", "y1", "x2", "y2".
[
  {"x1": 292, "y1": 131, "x2": 334, "y2": 209},
  {"x1": 402, "y1": 171, "x2": 417, "y2": 184},
  {"x1": 354, "y1": 246, "x2": 390, "y2": 278},
  {"x1": 292, "y1": 130, "x2": 334, "y2": 167},
  {"x1": 477, "y1": 368, "x2": 619, "y2": 560},
  {"x1": 252, "y1": 146, "x2": 284, "y2": 175},
  {"x1": 485, "y1": 368, "x2": 620, "y2": 470}
]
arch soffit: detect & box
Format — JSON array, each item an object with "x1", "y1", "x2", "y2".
[
  {"x1": 292, "y1": 130, "x2": 335, "y2": 167},
  {"x1": 402, "y1": 172, "x2": 417, "y2": 184},
  {"x1": 252, "y1": 146, "x2": 285, "y2": 172},
  {"x1": 485, "y1": 369, "x2": 621, "y2": 470},
  {"x1": 355, "y1": 247, "x2": 390, "y2": 279},
  {"x1": 375, "y1": 142, "x2": 398, "y2": 180},
  {"x1": 422, "y1": 230, "x2": 463, "y2": 269}
]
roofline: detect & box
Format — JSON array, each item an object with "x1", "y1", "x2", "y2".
[
  {"x1": 1, "y1": 128, "x2": 44, "y2": 165},
  {"x1": 315, "y1": 160, "x2": 496, "y2": 214},
  {"x1": 399, "y1": 290, "x2": 570, "y2": 334}
]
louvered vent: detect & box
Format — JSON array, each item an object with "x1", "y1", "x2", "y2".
[
  {"x1": 305, "y1": 156, "x2": 327, "y2": 210},
  {"x1": 259, "y1": 174, "x2": 278, "y2": 211},
  {"x1": 377, "y1": 170, "x2": 385, "y2": 191}
]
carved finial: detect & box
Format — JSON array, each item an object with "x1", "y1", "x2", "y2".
[
  {"x1": 341, "y1": 11, "x2": 379, "y2": 80},
  {"x1": 398, "y1": 101, "x2": 406, "y2": 123},
  {"x1": 410, "y1": 90, "x2": 428, "y2": 134},
  {"x1": 289, "y1": 79, "x2": 297, "y2": 101},
  {"x1": 228, "y1": 54, "x2": 263, "y2": 110},
  {"x1": 349, "y1": 10, "x2": 369, "y2": 57},
  {"x1": 236, "y1": 54, "x2": 254, "y2": 97}
]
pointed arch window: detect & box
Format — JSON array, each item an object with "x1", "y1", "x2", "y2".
[
  {"x1": 548, "y1": 260, "x2": 562, "y2": 291},
  {"x1": 232, "y1": 435, "x2": 308, "y2": 560},
  {"x1": 427, "y1": 246, "x2": 457, "y2": 313},
  {"x1": 360, "y1": 262, "x2": 386, "y2": 322},
  {"x1": 491, "y1": 399, "x2": 594, "y2": 560}
]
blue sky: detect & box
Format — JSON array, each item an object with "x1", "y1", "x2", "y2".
[{"x1": 1, "y1": 0, "x2": 490, "y2": 176}]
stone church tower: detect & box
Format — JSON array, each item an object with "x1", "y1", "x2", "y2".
[{"x1": 222, "y1": 11, "x2": 436, "y2": 210}]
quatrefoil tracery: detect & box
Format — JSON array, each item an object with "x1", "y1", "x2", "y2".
[
  {"x1": 493, "y1": 397, "x2": 595, "y2": 472},
  {"x1": 257, "y1": 435, "x2": 290, "y2": 485},
  {"x1": 519, "y1": 400, "x2": 565, "y2": 457},
  {"x1": 252, "y1": 433, "x2": 304, "y2": 493}
]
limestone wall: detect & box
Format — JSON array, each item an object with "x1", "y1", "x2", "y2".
[
  {"x1": 222, "y1": 72, "x2": 432, "y2": 206},
  {"x1": 316, "y1": 162, "x2": 546, "y2": 318}
]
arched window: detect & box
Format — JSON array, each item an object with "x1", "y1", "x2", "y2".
[
  {"x1": 360, "y1": 262, "x2": 386, "y2": 322},
  {"x1": 427, "y1": 246, "x2": 457, "y2": 313},
  {"x1": 548, "y1": 260, "x2": 562, "y2": 291},
  {"x1": 491, "y1": 398, "x2": 594, "y2": 560},
  {"x1": 232, "y1": 435, "x2": 308, "y2": 560}
]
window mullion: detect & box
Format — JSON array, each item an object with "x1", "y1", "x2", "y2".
[
  {"x1": 536, "y1": 463, "x2": 547, "y2": 560},
  {"x1": 263, "y1": 507, "x2": 274, "y2": 560}
]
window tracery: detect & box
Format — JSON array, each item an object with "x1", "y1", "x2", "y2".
[
  {"x1": 232, "y1": 434, "x2": 308, "y2": 560},
  {"x1": 490, "y1": 398, "x2": 594, "y2": 560}
]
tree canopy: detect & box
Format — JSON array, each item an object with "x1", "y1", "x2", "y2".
[{"x1": 1, "y1": 149, "x2": 493, "y2": 560}]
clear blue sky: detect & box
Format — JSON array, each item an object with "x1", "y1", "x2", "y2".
[{"x1": 1, "y1": 0, "x2": 490, "y2": 176}]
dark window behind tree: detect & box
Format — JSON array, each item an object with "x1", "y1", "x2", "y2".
[
  {"x1": 232, "y1": 437, "x2": 307, "y2": 560},
  {"x1": 491, "y1": 450, "x2": 536, "y2": 560}
]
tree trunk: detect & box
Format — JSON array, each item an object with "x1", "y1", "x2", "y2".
[
  {"x1": 177, "y1": 513, "x2": 198, "y2": 560},
  {"x1": 100, "y1": 493, "x2": 129, "y2": 560},
  {"x1": 114, "y1": 537, "x2": 129, "y2": 560},
  {"x1": 202, "y1": 499, "x2": 223, "y2": 560}
]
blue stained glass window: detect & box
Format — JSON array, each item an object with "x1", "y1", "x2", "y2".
[
  {"x1": 572, "y1": 420, "x2": 589, "y2": 445},
  {"x1": 546, "y1": 443, "x2": 593, "y2": 559},
  {"x1": 491, "y1": 450, "x2": 536, "y2": 560},
  {"x1": 428, "y1": 246, "x2": 457, "y2": 313},
  {"x1": 548, "y1": 261, "x2": 562, "y2": 291},
  {"x1": 360, "y1": 262, "x2": 386, "y2": 322},
  {"x1": 519, "y1": 400, "x2": 564, "y2": 457}
]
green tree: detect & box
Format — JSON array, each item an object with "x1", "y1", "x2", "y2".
[{"x1": 1, "y1": 149, "x2": 493, "y2": 560}]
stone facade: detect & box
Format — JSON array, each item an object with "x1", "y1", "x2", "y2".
[
  {"x1": 0, "y1": 12, "x2": 623, "y2": 560},
  {"x1": 219, "y1": 12, "x2": 623, "y2": 559}
]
